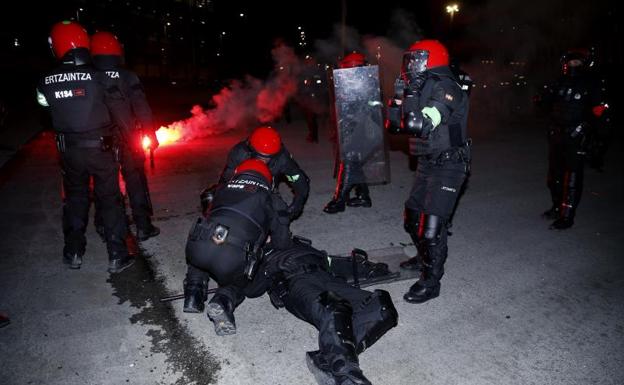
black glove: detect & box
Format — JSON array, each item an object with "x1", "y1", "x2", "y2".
[{"x1": 287, "y1": 204, "x2": 302, "y2": 220}]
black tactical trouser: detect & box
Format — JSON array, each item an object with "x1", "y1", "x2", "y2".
[
  {"x1": 185, "y1": 264, "x2": 247, "y2": 310},
  {"x1": 547, "y1": 127, "x2": 585, "y2": 220},
  {"x1": 185, "y1": 223, "x2": 250, "y2": 310},
  {"x1": 283, "y1": 271, "x2": 397, "y2": 359},
  {"x1": 95, "y1": 145, "x2": 153, "y2": 231},
  {"x1": 404, "y1": 155, "x2": 468, "y2": 286},
  {"x1": 61, "y1": 147, "x2": 128, "y2": 260}
]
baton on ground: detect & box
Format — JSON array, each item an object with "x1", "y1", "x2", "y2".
[{"x1": 159, "y1": 287, "x2": 218, "y2": 303}]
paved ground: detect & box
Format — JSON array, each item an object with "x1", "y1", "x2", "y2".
[{"x1": 1, "y1": 116, "x2": 623, "y2": 385}]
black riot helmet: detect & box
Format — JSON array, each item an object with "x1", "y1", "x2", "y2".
[{"x1": 561, "y1": 48, "x2": 594, "y2": 77}]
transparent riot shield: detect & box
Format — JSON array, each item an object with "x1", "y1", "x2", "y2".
[{"x1": 330, "y1": 65, "x2": 389, "y2": 184}]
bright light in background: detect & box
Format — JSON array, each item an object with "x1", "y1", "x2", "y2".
[
  {"x1": 142, "y1": 136, "x2": 152, "y2": 150},
  {"x1": 446, "y1": 3, "x2": 459, "y2": 14},
  {"x1": 239, "y1": 13, "x2": 245, "y2": 17},
  {"x1": 155, "y1": 126, "x2": 182, "y2": 146}
]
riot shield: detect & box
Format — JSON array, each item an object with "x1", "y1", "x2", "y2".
[{"x1": 330, "y1": 65, "x2": 389, "y2": 184}]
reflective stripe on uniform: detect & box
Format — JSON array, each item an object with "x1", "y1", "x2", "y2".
[{"x1": 36, "y1": 89, "x2": 49, "y2": 107}]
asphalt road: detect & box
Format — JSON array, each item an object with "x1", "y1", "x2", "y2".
[{"x1": 1, "y1": 118, "x2": 623, "y2": 385}]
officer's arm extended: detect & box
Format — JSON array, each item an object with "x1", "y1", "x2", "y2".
[{"x1": 279, "y1": 149, "x2": 310, "y2": 219}]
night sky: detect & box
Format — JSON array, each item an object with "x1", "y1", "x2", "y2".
[{"x1": 0, "y1": 0, "x2": 619, "y2": 102}]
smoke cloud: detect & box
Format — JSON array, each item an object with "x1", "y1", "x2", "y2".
[{"x1": 157, "y1": 8, "x2": 424, "y2": 144}]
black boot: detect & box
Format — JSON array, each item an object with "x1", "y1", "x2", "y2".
[
  {"x1": 403, "y1": 280, "x2": 441, "y2": 304},
  {"x1": 306, "y1": 350, "x2": 372, "y2": 385},
  {"x1": 541, "y1": 206, "x2": 559, "y2": 220},
  {"x1": 403, "y1": 215, "x2": 446, "y2": 304},
  {"x1": 183, "y1": 279, "x2": 208, "y2": 313},
  {"x1": 401, "y1": 209, "x2": 424, "y2": 271},
  {"x1": 324, "y1": 163, "x2": 350, "y2": 214},
  {"x1": 206, "y1": 295, "x2": 236, "y2": 336},
  {"x1": 347, "y1": 184, "x2": 372, "y2": 208},
  {"x1": 137, "y1": 224, "x2": 160, "y2": 241}
]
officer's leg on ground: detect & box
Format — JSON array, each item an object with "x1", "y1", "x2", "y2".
[
  {"x1": 60, "y1": 150, "x2": 91, "y2": 269},
  {"x1": 551, "y1": 136, "x2": 585, "y2": 230},
  {"x1": 183, "y1": 264, "x2": 209, "y2": 313},
  {"x1": 90, "y1": 150, "x2": 133, "y2": 273},
  {"x1": 120, "y1": 146, "x2": 159, "y2": 240},
  {"x1": 324, "y1": 280, "x2": 398, "y2": 354},
  {"x1": 206, "y1": 275, "x2": 247, "y2": 336},
  {"x1": 404, "y1": 162, "x2": 466, "y2": 304},
  {"x1": 285, "y1": 273, "x2": 372, "y2": 385}
]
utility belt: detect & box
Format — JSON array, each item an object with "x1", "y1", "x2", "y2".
[
  {"x1": 422, "y1": 139, "x2": 472, "y2": 164},
  {"x1": 188, "y1": 216, "x2": 265, "y2": 280},
  {"x1": 56, "y1": 133, "x2": 119, "y2": 160}
]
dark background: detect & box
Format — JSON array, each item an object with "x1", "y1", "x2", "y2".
[{"x1": 0, "y1": 0, "x2": 620, "y2": 126}]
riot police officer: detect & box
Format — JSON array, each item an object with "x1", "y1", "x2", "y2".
[
  {"x1": 90, "y1": 31, "x2": 160, "y2": 241},
  {"x1": 539, "y1": 49, "x2": 609, "y2": 230},
  {"x1": 184, "y1": 159, "x2": 292, "y2": 335},
  {"x1": 244, "y1": 238, "x2": 398, "y2": 385},
  {"x1": 386, "y1": 39, "x2": 471, "y2": 304},
  {"x1": 218, "y1": 125, "x2": 309, "y2": 220},
  {"x1": 324, "y1": 52, "x2": 377, "y2": 214},
  {"x1": 36, "y1": 21, "x2": 133, "y2": 273}
]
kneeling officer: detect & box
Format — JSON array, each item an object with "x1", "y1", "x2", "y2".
[{"x1": 184, "y1": 159, "x2": 291, "y2": 335}]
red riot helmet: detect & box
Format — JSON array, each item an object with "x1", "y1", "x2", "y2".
[
  {"x1": 49, "y1": 21, "x2": 90, "y2": 59},
  {"x1": 249, "y1": 126, "x2": 282, "y2": 156},
  {"x1": 234, "y1": 158, "x2": 273, "y2": 185},
  {"x1": 402, "y1": 39, "x2": 449, "y2": 83},
  {"x1": 91, "y1": 31, "x2": 123, "y2": 56},
  {"x1": 339, "y1": 52, "x2": 366, "y2": 68}
]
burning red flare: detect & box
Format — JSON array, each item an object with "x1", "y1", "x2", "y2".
[
  {"x1": 155, "y1": 125, "x2": 182, "y2": 146},
  {"x1": 142, "y1": 135, "x2": 152, "y2": 150}
]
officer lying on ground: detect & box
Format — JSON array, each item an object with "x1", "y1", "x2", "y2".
[{"x1": 243, "y1": 237, "x2": 398, "y2": 385}]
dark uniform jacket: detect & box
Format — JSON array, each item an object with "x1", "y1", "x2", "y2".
[
  {"x1": 94, "y1": 55, "x2": 154, "y2": 142},
  {"x1": 404, "y1": 66, "x2": 470, "y2": 157},
  {"x1": 219, "y1": 141, "x2": 310, "y2": 217},
  {"x1": 192, "y1": 171, "x2": 292, "y2": 256},
  {"x1": 542, "y1": 74, "x2": 604, "y2": 128},
  {"x1": 37, "y1": 63, "x2": 124, "y2": 140}
]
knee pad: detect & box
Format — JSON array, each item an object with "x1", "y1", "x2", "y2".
[
  {"x1": 355, "y1": 290, "x2": 398, "y2": 353},
  {"x1": 422, "y1": 214, "x2": 444, "y2": 246}
]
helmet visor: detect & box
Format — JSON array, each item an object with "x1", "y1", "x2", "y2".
[{"x1": 402, "y1": 50, "x2": 429, "y2": 78}]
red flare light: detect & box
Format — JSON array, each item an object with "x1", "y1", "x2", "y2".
[
  {"x1": 155, "y1": 125, "x2": 182, "y2": 146},
  {"x1": 142, "y1": 135, "x2": 152, "y2": 150}
]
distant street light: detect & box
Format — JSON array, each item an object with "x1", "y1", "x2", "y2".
[{"x1": 445, "y1": 3, "x2": 459, "y2": 24}]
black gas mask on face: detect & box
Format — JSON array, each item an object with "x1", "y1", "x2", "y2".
[{"x1": 401, "y1": 50, "x2": 429, "y2": 89}]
